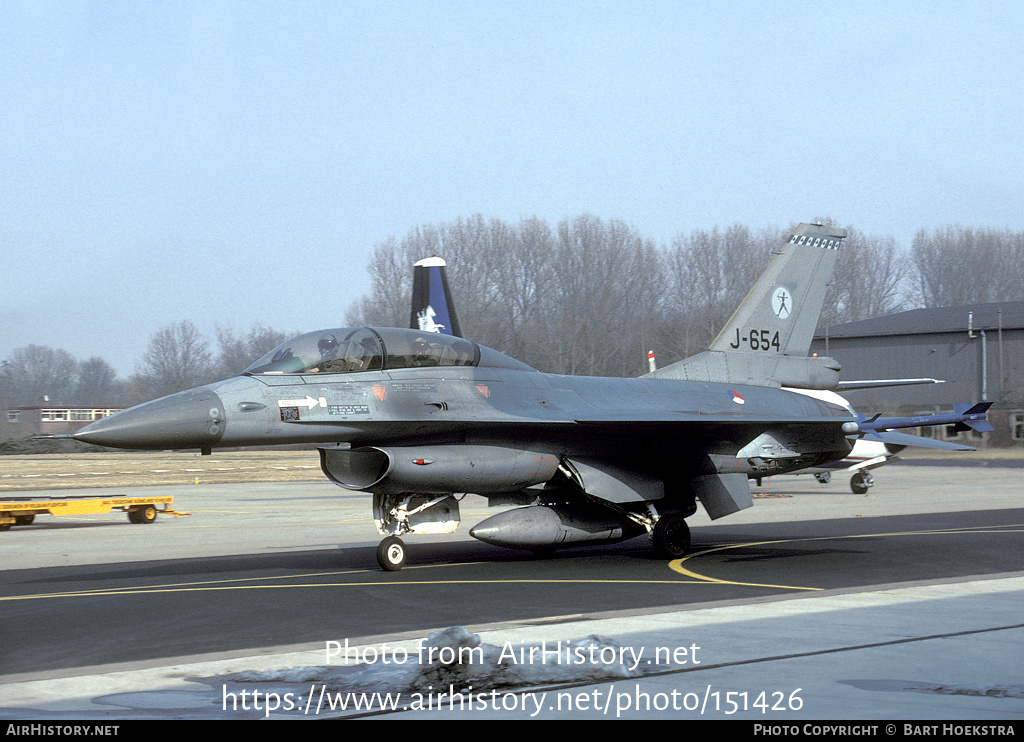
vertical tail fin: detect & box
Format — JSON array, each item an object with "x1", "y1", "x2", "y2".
[
  {"x1": 410, "y1": 257, "x2": 463, "y2": 337},
  {"x1": 653, "y1": 222, "x2": 846, "y2": 388},
  {"x1": 709, "y1": 222, "x2": 846, "y2": 357}
]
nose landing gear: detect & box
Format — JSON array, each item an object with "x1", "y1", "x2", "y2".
[{"x1": 377, "y1": 535, "x2": 407, "y2": 571}]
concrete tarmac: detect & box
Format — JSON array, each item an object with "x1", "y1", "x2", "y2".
[{"x1": 1, "y1": 463, "x2": 1022, "y2": 721}]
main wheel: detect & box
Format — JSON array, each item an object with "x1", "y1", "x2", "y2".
[
  {"x1": 377, "y1": 536, "x2": 407, "y2": 571},
  {"x1": 652, "y1": 514, "x2": 691, "y2": 559},
  {"x1": 850, "y1": 472, "x2": 871, "y2": 495}
]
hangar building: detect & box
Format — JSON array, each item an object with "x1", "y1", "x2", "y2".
[
  {"x1": 5, "y1": 405, "x2": 124, "y2": 436},
  {"x1": 810, "y1": 301, "x2": 1024, "y2": 448}
]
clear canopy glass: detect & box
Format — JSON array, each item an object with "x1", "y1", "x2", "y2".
[{"x1": 243, "y1": 327, "x2": 479, "y2": 375}]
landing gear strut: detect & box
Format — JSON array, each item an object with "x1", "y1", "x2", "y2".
[{"x1": 371, "y1": 493, "x2": 461, "y2": 571}]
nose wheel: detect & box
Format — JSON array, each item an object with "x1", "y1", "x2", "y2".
[{"x1": 377, "y1": 536, "x2": 407, "y2": 571}]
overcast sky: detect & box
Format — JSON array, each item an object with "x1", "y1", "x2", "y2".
[{"x1": 3, "y1": 1, "x2": 1023, "y2": 375}]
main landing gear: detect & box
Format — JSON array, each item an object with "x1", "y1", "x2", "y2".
[
  {"x1": 369, "y1": 495, "x2": 696, "y2": 570},
  {"x1": 651, "y1": 513, "x2": 691, "y2": 559},
  {"x1": 850, "y1": 470, "x2": 874, "y2": 495}
]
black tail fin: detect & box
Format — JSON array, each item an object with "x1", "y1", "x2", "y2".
[{"x1": 410, "y1": 257, "x2": 462, "y2": 337}]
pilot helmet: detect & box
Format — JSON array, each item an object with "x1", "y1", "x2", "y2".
[{"x1": 318, "y1": 334, "x2": 340, "y2": 359}]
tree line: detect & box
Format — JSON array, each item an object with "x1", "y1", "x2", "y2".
[
  {"x1": 348, "y1": 215, "x2": 1023, "y2": 377},
  {"x1": 3, "y1": 216, "x2": 1022, "y2": 412},
  {"x1": 0, "y1": 324, "x2": 289, "y2": 412}
]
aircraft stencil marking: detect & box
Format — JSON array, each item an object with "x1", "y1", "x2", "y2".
[
  {"x1": 788, "y1": 235, "x2": 840, "y2": 250},
  {"x1": 328, "y1": 405, "x2": 371, "y2": 416},
  {"x1": 729, "y1": 328, "x2": 781, "y2": 351},
  {"x1": 392, "y1": 383, "x2": 438, "y2": 393},
  {"x1": 277, "y1": 396, "x2": 326, "y2": 409}
]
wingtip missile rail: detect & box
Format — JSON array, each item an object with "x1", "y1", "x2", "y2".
[{"x1": 841, "y1": 402, "x2": 994, "y2": 437}]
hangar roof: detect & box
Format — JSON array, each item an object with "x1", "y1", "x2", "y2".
[{"x1": 816, "y1": 301, "x2": 1024, "y2": 339}]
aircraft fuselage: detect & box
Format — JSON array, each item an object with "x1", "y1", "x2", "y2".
[{"x1": 75, "y1": 351, "x2": 855, "y2": 484}]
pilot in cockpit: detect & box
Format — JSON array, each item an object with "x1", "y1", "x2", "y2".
[
  {"x1": 411, "y1": 336, "x2": 438, "y2": 366},
  {"x1": 312, "y1": 334, "x2": 347, "y2": 372}
]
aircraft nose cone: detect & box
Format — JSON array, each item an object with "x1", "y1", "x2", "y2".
[{"x1": 74, "y1": 387, "x2": 226, "y2": 450}]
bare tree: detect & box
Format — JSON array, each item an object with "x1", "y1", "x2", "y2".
[
  {"x1": 349, "y1": 214, "x2": 667, "y2": 376},
  {"x1": 823, "y1": 226, "x2": 908, "y2": 325},
  {"x1": 347, "y1": 215, "x2": 521, "y2": 353},
  {"x1": 539, "y1": 214, "x2": 665, "y2": 376},
  {"x1": 485, "y1": 217, "x2": 557, "y2": 362},
  {"x1": 135, "y1": 321, "x2": 215, "y2": 399},
  {"x1": 912, "y1": 227, "x2": 1024, "y2": 307},
  {"x1": 663, "y1": 224, "x2": 774, "y2": 359},
  {"x1": 346, "y1": 236, "x2": 414, "y2": 328},
  {"x1": 3, "y1": 345, "x2": 79, "y2": 406},
  {"x1": 72, "y1": 357, "x2": 121, "y2": 406},
  {"x1": 215, "y1": 324, "x2": 291, "y2": 378}
]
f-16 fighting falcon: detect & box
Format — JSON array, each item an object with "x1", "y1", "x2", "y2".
[
  {"x1": 73, "y1": 222, "x2": 989, "y2": 570},
  {"x1": 409, "y1": 259, "x2": 984, "y2": 497}
]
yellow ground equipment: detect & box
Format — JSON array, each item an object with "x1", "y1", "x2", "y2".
[{"x1": 0, "y1": 495, "x2": 188, "y2": 530}]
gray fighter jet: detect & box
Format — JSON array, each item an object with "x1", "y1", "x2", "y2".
[{"x1": 73, "y1": 222, "x2": 983, "y2": 570}]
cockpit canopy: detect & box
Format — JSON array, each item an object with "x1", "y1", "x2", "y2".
[{"x1": 243, "y1": 327, "x2": 480, "y2": 376}]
